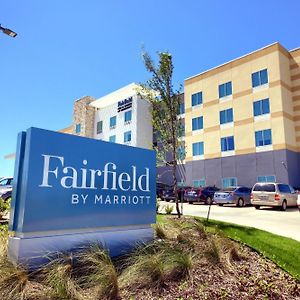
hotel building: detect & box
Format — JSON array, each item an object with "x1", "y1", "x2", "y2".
[
  {"x1": 58, "y1": 42, "x2": 300, "y2": 188},
  {"x1": 183, "y1": 42, "x2": 300, "y2": 188},
  {"x1": 60, "y1": 83, "x2": 153, "y2": 150}
]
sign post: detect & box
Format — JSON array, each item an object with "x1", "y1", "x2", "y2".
[{"x1": 9, "y1": 127, "x2": 156, "y2": 268}]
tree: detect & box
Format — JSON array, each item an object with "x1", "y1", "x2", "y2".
[{"x1": 139, "y1": 51, "x2": 185, "y2": 218}]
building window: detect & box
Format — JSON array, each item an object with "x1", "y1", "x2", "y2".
[
  {"x1": 222, "y1": 177, "x2": 237, "y2": 188},
  {"x1": 96, "y1": 121, "x2": 103, "y2": 134},
  {"x1": 258, "y1": 175, "x2": 276, "y2": 183},
  {"x1": 192, "y1": 142, "x2": 204, "y2": 156},
  {"x1": 221, "y1": 136, "x2": 234, "y2": 152},
  {"x1": 191, "y1": 92, "x2": 202, "y2": 107},
  {"x1": 220, "y1": 108, "x2": 233, "y2": 124},
  {"x1": 110, "y1": 116, "x2": 117, "y2": 129},
  {"x1": 75, "y1": 123, "x2": 81, "y2": 134},
  {"x1": 109, "y1": 135, "x2": 116, "y2": 143},
  {"x1": 252, "y1": 69, "x2": 268, "y2": 88},
  {"x1": 193, "y1": 179, "x2": 206, "y2": 187},
  {"x1": 255, "y1": 129, "x2": 272, "y2": 147},
  {"x1": 253, "y1": 98, "x2": 270, "y2": 116},
  {"x1": 219, "y1": 81, "x2": 232, "y2": 98},
  {"x1": 192, "y1": 116, "x2": 203, "y2": 131},
  {"x1": 124, "y1": 131, "x2": 131, "y2": 143},
  {"x1": 124, "y1": 110, "x2": 132, "y2": 122},
  {"x1": 178, "y1": 102, "x2": 185, "y2": 115}
]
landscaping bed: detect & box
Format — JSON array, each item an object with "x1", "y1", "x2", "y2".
[{"x1": 0, "y1": 217, "x2": 299, "y2": 299}]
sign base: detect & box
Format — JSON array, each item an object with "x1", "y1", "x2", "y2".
[{"x1": 8, "y1": 226, "x2": 153, "y2": 269}]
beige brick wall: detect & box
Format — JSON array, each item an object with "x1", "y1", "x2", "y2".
[{"x1": 73, "y1": 96, "x2": 95, "y2": 138}]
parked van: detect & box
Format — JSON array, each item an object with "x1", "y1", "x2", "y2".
[{"x1": 251, "y1": 182, "x2": 297, "y2": 211}]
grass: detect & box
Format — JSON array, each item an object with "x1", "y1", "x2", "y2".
[{"x1": 157, "y1": 215, "x2": 300, "y2": 280}]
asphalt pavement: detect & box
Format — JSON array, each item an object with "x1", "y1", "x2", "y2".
[{"x1": 159, "y1": 201, "x2": 300, "y2": 242}]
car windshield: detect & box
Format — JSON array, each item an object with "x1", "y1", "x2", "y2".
[{"x1": 253, "y1": 184, "x2": 275, "y2": 192}]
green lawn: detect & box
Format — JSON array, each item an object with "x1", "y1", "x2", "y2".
[{"x1": 157, "y1": 215, "x2": 300, "y2": 280}]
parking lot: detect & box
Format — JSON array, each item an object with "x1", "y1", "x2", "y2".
[{"x1": 159, "y1": 201, "x2": 300, "y2": 242}]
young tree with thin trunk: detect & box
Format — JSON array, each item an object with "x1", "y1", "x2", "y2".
[{"x1": 139, "y1": 51, "x2": 185, "y2": 218}]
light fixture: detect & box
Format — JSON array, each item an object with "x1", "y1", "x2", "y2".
[{"x1": 0, "y1": 24, "x2": 17, "y2": 38}]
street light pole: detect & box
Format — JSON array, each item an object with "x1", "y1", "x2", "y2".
[{"x1": 0, "y1": 24, "x2": 17, "y2": 38}]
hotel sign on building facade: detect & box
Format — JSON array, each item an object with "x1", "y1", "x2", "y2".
[{"x1": 9, "y1": 127, "x2": 156, "y2": 267}]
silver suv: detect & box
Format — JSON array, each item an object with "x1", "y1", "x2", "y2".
[{"x1": 251, "y1": 182, "x2": 298, "y2": 211}]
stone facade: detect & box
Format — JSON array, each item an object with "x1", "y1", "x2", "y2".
[{"x1": 73, "y1": 96, "x2": 95, "y2": 138}]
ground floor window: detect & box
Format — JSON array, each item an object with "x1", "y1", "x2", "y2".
[
  {"x1": 222, "y1": 177, "x2": 237, "y2": 188},
  {"x1": 192, "y1": 179, "x2": 206, "y2": 187},
  {"x1": 257, "y1": 175, "x2": 276, "y2": 183}
]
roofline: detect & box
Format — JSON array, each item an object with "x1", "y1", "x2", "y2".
[
  {"x1": 184, "y1": 42, "x2": 287, "y2": 82},
  {"x1": 289, "y1": 46, "x2": 300, "y2": 53}
]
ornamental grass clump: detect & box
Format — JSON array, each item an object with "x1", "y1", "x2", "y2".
[
  {"x1": 119, "y1": 240, "x2": 193, "y2": 290},
  {"x1": 153, "y1": 223, "x2": 167, "y2": 240},
  {"x1": 78, "y1": 245, "x2": 119, "y2": 300},
  {"x1": 43, "y1": 254, "x2": 84, "y2": 300},
  {"x1": 164, "y1": 204, "x2": 173, "y2": 215}
]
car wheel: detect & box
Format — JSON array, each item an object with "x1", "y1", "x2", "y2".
[
  {"x1": 237, "y1": 198, "x2": 244, "y2": 207},
  {"x1": 255, "y1": 205, "x2": 260, "y2": 209},
  {"x1": 281, "y1": 200, "x2": 287, "y2": 211},
  {"x1": 218, "y1": 204, "x2": 224, "y2": 206},
  {"x1": 188, "y1": 201, "x2": 193, "y2": 205},
  {"x1": 206, "y1": 197, "x2": 212, "y2": 205}
]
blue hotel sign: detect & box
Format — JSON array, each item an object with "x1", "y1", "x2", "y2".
[{"x1": 9, "y1": 127, "x2": 156, "y2": 267}]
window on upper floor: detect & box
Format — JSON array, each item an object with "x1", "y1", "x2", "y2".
[
  {"x1": 192, "y1": 116, "x2": 203, "y2": 131},
  {"x1": 222, "y1": 177, "x2": 237, "y2": 188},
  {"x1": 193, "y1": 179, "x2": 206, "y2": 187},
  {"x1": 220, "y1": 108, "x2": 233, "y2": 124},
  {"x1": 192, "y1": 141, "x2": 204, "y2": 156},
  {"x1": 221, "y1": 136, "x2": 234, "y2": 152},
  {"x1": 191, "y1": 92, "x2": 202, "y2": 107},
  {"x1": 124, "y1": 110, "x2": 132, "y2": 123},
  {"x1": 178, "y1": 102, "x2": 185, "y2": 115},
  {"x1": 110, "y1": 116, "x2": 117, "y2": 129},
  {"x1": 96, "y1": 121, "x2": 103, "y2": 134},
  {"x1": 219, "y1": 81, "x2": 232, "y2": 98},
  {"x1": 75, "y1": 123, "x2": 81, "y2": 134},
  {"x1": 253, "y1": 98, "x2": 270, "y2": 116},
  {"x1": 124, "y1": 131, "x2": 132, "y2": 143},
  {"x1": 257, "y1": 175, "x2": 276, "y2": 183},
  {"x1": 109, "y1": 135, "x2": 116, "y2": 143},
  {"x1": 255, "y1": 129, "x2": 272, "y2": 147},
  {"x1": 252, "y1": 69, "x2": 268, "y2": 88}
]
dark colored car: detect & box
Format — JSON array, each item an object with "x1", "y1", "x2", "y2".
[
  {"x1": 213, "y1": 186, "x2": 252, "y2": 207},
  {"x1": 1, "y1": 189, "x2": 12, "y2": 202},
  {"x1": 184, "y1": 186, "x2": 220, "y2": 205},
  {"x1": 156, "y1": 182, "x2": 171, "y2": 199},
  {"x1": 162, "y1": 186, "x2": 192, "y2": 202}
]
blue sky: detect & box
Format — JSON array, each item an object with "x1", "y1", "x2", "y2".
[{"x1": 1, "y1": 0, "x2": 300, "y2": 176}]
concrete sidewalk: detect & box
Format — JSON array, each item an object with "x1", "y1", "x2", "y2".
[{"x1": 160, "y1": 201, "x2": 300, "y2": 242}]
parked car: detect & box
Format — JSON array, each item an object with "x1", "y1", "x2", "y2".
[
  {"x1": 297, "y1": 194, "x2": 300, "y2": 212},
  {"x1": 213, "y1": 186, "x2": 252, "y2": 207},
  {"x1": 251, "y1": 182, "x2": 298, "y2": 211},
  {"x1": 156, "y1": 182, "x2": 171, "y2": 199},
  {"x1": 162, "y1": 186, "x2": 192, "y2": 202},
  {"x1": 0, "y1": 189, "x2": 12, "y2": 202},
  {"x1": 184, "y1": 186, "x2": 220, "y2": 205},
  {"x1": 0, "y1": 177, "x2": 13, "y2": 193}
]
